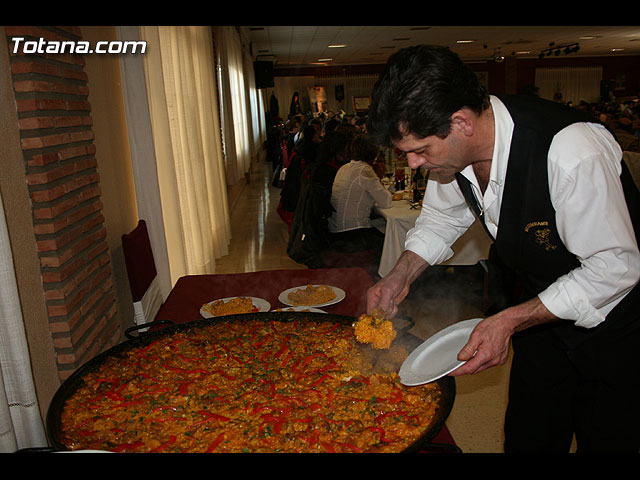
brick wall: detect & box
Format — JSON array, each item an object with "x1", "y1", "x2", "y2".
[{"x1": 5, "y1": 26, "x2": 120, "y2": 380}]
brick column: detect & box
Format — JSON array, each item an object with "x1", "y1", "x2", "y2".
[{"x1": 5, "y1": 26, "x2": 120, "y2": 380}]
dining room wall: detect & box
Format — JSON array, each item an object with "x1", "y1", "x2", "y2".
[{"x1": 271, "y1": 55, "x2": 640, "y2": 109}]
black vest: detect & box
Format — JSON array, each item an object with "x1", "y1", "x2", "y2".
[{"x1": 456, "y1": 94, "x2": 640, "y2": 348}]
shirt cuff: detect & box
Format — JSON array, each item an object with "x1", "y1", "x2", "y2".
[{"x1": 538, "y1": 279, "x2": 606, "y2": 329}]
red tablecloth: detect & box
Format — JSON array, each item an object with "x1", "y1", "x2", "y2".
[{"x1": 154, "y1": 267, "x2": 459, "y2": 452}]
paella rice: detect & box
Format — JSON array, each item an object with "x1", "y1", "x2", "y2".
[{"x1": 59, "y1": 317, "x2": 441, "y2": 453}]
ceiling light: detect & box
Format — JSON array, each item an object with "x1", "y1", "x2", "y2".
[
  {"x1": 317, "y1": 58, "x2": 333, "y2": 62},
  {"x1": 328, "y1": 44, "x2": 347, "y2": 48},
  {"x1": 456, "y1": 40, "x2": 475, "y2": 44},
  {"x1": 611, "y1": 48, "x2": 625, "y2": 52}
]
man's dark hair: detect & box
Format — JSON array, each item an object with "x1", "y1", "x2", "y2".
[{"x1": 368, "y1": 45, "x2": 490, "y2": 146}]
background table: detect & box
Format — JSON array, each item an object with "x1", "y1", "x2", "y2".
[
  {"x1": 375, "y1": 200, "x2": 492, "y2": 277},
  {"x1": 154, "y1": 267, "x2": 459, "y2": 452}
]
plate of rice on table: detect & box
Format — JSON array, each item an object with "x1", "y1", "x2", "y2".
[
  {"x1": 200, "y1": 296, "x2": 271, "y2": 318},
  {"x1": 278, "y1": 284, "x2": 345, "y2": 308}
]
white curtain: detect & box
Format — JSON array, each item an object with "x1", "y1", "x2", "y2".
[
  {"x1": 0, "y1": 189, "x2": 47, "y2": 452},
  {"x1": 139, "y1": 26, "x2": 231, "y2": 281},
  {"x1": 214, "y1": 27, "x2": 253, "y2": 186},
  {"x1": 535, "y1": 66, "x2": 603, "y2": 104}
]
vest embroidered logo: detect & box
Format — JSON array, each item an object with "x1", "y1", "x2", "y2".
[{"x1": 524, "y1": 221, "x2": 558, "y2": 252}]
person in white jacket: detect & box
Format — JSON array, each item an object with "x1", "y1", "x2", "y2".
[{"x1": 329, "y1": 134, "x2": 392, "y2": 259}]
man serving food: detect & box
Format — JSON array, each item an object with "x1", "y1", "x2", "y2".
[{"x1": 365, "y1": 45, "x2": 640, "y2": 452}]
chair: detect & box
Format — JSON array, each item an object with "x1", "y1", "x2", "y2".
[{"x1": 121, "y1": 220, "x2": 163, "y2": 327}]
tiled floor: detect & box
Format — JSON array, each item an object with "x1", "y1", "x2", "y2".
[{"x1": 215, "y1": 160, "x2": 512, "y2": 453}]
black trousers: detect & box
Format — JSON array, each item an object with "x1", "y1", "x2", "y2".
[{"x1": 504, "y1": 321, "x2": 640, "y2": 453}]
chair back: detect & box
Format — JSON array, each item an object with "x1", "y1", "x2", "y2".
[{"x1": 122, "y1": 220, "x2": 163, "y2": 326}]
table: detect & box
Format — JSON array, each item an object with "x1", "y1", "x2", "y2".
[
  {"x1": 155, "y1": 268, "x2": 374, "y2": 323},
  {"x1": 154, "y1": 267, "x2": 459, "y2": 452},
  {"x1": 375, "y1": 200, "x2": 493, "y2": 277}
]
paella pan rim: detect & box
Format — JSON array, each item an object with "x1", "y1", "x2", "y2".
[{"x1": 46, "y1": 311, "x2": 456, "y2": 453}]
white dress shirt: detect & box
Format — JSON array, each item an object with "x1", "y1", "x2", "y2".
[
  {"x1": 329, "y1": 160, "x2": 393, "y2": 233},
  {"x1": 405, "y1": 95, "x2": 640, "y2": 328}
]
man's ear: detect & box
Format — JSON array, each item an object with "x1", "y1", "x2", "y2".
[{"x1": 449, "y1": 109, "x2": 475, "y2": 137}]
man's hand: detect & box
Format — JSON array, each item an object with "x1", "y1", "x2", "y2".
[
  {"x1": 366, "y1": 251, "x2": 428, "y2": 317},
  {"x1": 450, "y1": 297, "x2": 557, "y2": 376}
]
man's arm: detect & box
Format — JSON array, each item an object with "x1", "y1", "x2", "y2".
[{"x1": 451, "y1": 296, "x2": 558, "y2": 375}]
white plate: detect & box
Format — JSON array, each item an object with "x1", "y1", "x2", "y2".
[
  {"x1": 399, "y1": 318, "x2": 484, "y2": 386},
  {"x1": 271, "y1": 306, "x2": 326, "y2": 313},
  {"x1": 200, "y1": 297, "x2": 271, "y2": 318},
  {"x1": 278, "y1": 285, "x2": 345, "y2": 308}
]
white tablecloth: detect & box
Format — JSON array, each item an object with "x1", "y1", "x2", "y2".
[{"x1": 374, "y1": 200, "x2": 493, "y2": 277}]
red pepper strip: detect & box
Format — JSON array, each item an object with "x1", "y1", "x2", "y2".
[
  {"x1": 206, "y1": 433, "x2": 225, "y2": 452},
  {"x1": 291, "y1": 357, "x2": 302, "y2": 372},
  {"x1": 190, "y1": 410, "x2": 230, "y2": 427},
  {"x1": 94, "y1": 377, "x2": 119, "y2": 385},
  {"x1": 317, "y1": 413, "x2": 342, "y2": 424},
  {"x1": 211, "y1": 370, "x2": 236, "y2": 380},
  {"x1": 76, "y1": 429, "x2": 95, "y2": 437},
  {"x1": 149, "y1": 406, "x2": 178, "y2": 413},
  {"x1": 274, "y1": 340, "x2": 289, "y2": 358},
  {"x1": 165, "y1": 365, "x2": 209, "y2": 375},
  {"x1": 325, "y1": 322, "x2": 340, "y2": 335},
  {"x1": 314, "y1": 357, "x2": 338, "y2": 373},
  {"x1": 76, "y1": 414, "x2": 114, "y2": 428},
  {"x1": 301, "y1": 429, "x2": 320, "y2": 447},
  {"x1": 259, "y1": 414, "x2": 287, "y2": 434},
  {"x1": 302, "y1": 352, "x2": 326, "y2": 368},
  {"x1": 260, "y1": 349, "x2": 273, "y2": 362},
  {"x1": 150, "y1": 435, "x2": 176, "y2": 453},
  {"x1": 137, "y1": 372, "x2": 160, "y2": 382},
  {"x1": 326, "y1": 389, "x2": 334, "y2": 406},
  {"x1": 252, "y1": 334, "x2": 271, "y2": 349},
  {"x1": 136, "y1": 340, "x2": 161, "y2": 355},
  {"x1": 178, "y1": 354, "x2": 199, "y2": 363},
  {"x1": 319, "y1": 441, "x2": 335, "y2": 453},
  {"x1": 144, "y1": 417, "x2": 187, "y2": 423},
  {"x1": 375, "y1": 410, "x2": 418, "y2": 425},
  {"x1": 134, "y1": 388, "x2": 170, "y2": 398},
  {"x1": 110, "y1": 440, "x2": 145, "y2": 453},
  {"x1": 310, "y1": 374, "x2": 330, "y2": 387},
  {"x1": 280, "y1": 351, "x2": 293, "y2": 367},
  {"x1": 348, "y1": 376, "x2": 370, "y2": 386},
  {"x1": 179, "y1": 381, "x2": 192, "y2": 396},
  {"x1": 101, "y1": 382, "x2": 129, "y2": 401},
  {"x1": 221, "y1": 346, "x2": 242, "y2": 364},
  {"x1": 111, "y1": 400, "x2": 144, "y2": 409},
  {"x1": 292, "y1": 416, "x2": 313, "y2": 424},
  {"x1": 367, "y1": 426, "x2": 390, "y2": 443},
  {"x1": 337, "y1": 442, "x2": 362, "y2": 453}
]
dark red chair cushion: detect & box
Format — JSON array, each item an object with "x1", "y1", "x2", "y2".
[{"x1": 122, "y1": 220, "x2": 157, "y2": 302}]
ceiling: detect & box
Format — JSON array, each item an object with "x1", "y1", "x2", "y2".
[{"x1": 244, "y1": 26, "x2": 640, "y2": 68}]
